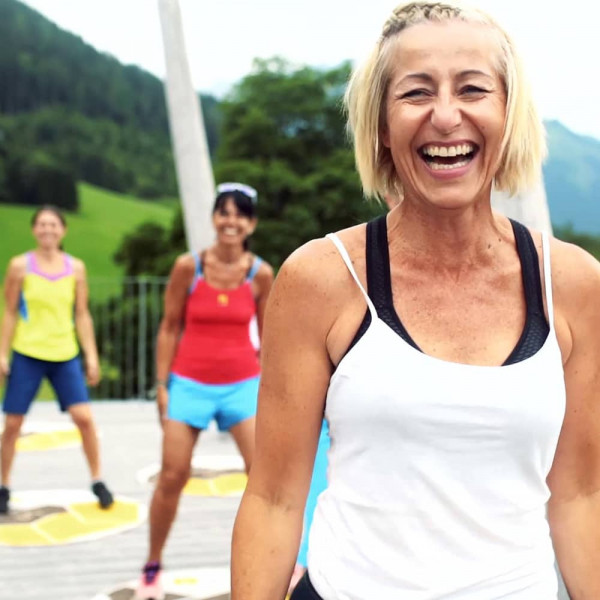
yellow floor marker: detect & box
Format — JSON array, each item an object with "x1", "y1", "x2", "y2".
[
  {"x1": 139, "y1": 454, "x2": 248, "y2": 497},
  {"x1": 16, "y1": 428, "x2": 81, "y2": 451},
  {"x1": 93, "y1": 567, "x2": 230, "y2": 600},
  {"x1": 0, "y1": 421, "x2": 82, "y2": 452},
  {"x1": 0, "y1": 490, "x2": 146, "y2": 547},
  {"x1": 183, "y1": 472, "x2": 247, "y2": 497}
]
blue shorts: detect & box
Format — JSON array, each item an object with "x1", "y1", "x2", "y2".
[
  {"x1": 167, "y1": 372, "x2": 259, "y2": 431},
  {"x1": 3, "y1": 351, "x2": 89, "y2": 415}
]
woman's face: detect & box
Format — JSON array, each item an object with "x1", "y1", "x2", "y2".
[
  {"x1": 32, "y1": 211, "x2": 66, "y2": 250},
  {"x1": 382, "y1": 19, "x2": 506, "y2": 211},
  {"x1": 212, "y1": 197, "x2": 256, "y2": 247}
]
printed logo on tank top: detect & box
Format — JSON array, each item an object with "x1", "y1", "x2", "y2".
[{"x1": 217, "y1": 293, "x2": 229, "y2": 306}]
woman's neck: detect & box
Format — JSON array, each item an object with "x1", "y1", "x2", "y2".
[
  {"x1": 34, "y1": 247, "x2": 63, "y2": 261},
  {"x1": 210, "y1": 244, "x2": 246, "y2": 264}
]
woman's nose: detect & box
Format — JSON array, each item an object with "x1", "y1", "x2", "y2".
[{"x1": 430, "y1": 95, "x2": 462, "y2": 134}]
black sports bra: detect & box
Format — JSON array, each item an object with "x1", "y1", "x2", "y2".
[{"x1": 346, "y1": 216, "x2": 549, "y2": 365}]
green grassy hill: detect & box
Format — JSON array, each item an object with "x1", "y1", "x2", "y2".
[{"x1": 0, "y1": 182, "x2": 177, "y2": 279}]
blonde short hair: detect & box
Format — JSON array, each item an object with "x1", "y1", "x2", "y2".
[{"x1": 345, "y1": 1, "x2": 546, "y2": 199}]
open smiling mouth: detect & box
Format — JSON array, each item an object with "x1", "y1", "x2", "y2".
[{"x1": 419, "y1": 143, "x2": 479, "y2": 171}]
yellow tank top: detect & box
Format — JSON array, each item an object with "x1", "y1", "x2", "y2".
[{"x1": 12, "y1": 252, "x2": 79, "y2": 362}]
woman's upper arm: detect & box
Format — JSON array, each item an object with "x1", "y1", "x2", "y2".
[
  {"x1": 3, "y1": 256, "x2": 26, "y2": 313},
  {"x1": 253, "y1": 261, "x2": 274, "y2": 338},
  {"x1": 247, "y1": 241, "x2": 340, "y2": 507},
  {"x1": 162, "y1": 254, "x2": 195, "y2": 328},
  {"x1": 548, "y1": 245, "x2": 600, "y2": 500},
  {"x1": 73, "y1": 259, "x2": 90, "y2": 315}
]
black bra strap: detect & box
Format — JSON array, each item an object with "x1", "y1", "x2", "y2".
[
  {"x1": 509, "y1": 219, "x2": 545, "y2": 318},
  {"x1": 366, "y1": 215, "x2": 392, "y2": 311}
]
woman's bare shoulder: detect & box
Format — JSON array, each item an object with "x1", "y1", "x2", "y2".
[
  {"x1": 6, "y1": 254, "x2": 27, "y2": 277},
  {"x1": 279, "y1": 223, "x2": 367, "y2": 291},
  {"x1": 270, "y1": 224, "x2": 367, "y2": 332},
  {"x1": 171, "y1": 252, "x2": 197, "y2": 273},
  {"x1": 549, "y1": 236, "x2": 600, "y2": 324},
  {"x1": 254, "y1": 258, "x2": 274, "y2": 280}
]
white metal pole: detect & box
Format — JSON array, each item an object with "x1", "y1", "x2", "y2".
[{"x1": 158, "y1": 0, "x2": 215, "y2": 252}]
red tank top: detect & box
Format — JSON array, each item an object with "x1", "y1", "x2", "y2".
[{"x1": 170, "y1": 254, "x2": 261, "y2": 384}]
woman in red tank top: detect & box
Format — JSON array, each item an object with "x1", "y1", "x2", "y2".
[{"x1": 135, "y1": 183, "x2": 273, "y2": 599}]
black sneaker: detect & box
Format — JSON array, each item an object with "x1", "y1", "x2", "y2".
[
  {"x1": 91, "y1": 481, "x2": 114, "y2": 509},
  {"x1": 0, "y1": 486, "x2": 9, "y2": 514}
]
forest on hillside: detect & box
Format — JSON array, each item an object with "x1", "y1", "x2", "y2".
[{"x1": 0, "y1": 0, "x2": 220, "y2": 202}]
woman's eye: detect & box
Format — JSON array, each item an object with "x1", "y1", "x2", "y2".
[
  {"x1": 461, "y1": 85, "x2": 488, "y2": 95},
  {"x1": 401, "y1": 89, "x2": 430, "y2": 99}
]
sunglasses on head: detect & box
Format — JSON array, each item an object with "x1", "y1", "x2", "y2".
[{"x1": 216, "y1": 182, "x2": 258, "y2": 204}]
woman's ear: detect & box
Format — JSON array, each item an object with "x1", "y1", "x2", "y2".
[{"x1": 247, "y1": 218, "x2": 258, "y2": 236}]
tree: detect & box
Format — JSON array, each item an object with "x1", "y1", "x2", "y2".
[
  {"x1": 4, "y1": 152, "x2": 79, "y2": 211},
  {"x1": 215, "y1": 58, "x2": 383, "y2": 267}
]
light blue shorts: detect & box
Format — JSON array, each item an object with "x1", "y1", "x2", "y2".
[{"x1": 167, "y1": 373, "x2": 259, "y2": 431}]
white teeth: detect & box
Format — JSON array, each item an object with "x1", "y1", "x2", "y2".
[
  {"x1": 422, "y1": 144, "x2": 474, "y2": 157},
  {"x1": 429, "y1": 159, "x2": 470, "y2": 171}
]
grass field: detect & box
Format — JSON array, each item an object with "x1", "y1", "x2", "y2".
[{"x1": 0, "y1": 183, "x2": 177, "y2": 279}]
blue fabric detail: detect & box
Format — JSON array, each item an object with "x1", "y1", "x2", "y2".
[
  {"x1": 193, "y1": 251, "x2": 203, "y2": 277},
  {"x1": 246, "y1": 256, "x2": 263, "y2": 281},
  {"x1": 18, "y1": 292, "x2": 28, "y2": 321},
  {"x1": 189, "y1": 252, "x2": 204, "y2": 293}
]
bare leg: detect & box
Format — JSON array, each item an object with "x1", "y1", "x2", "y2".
[
  {"x1": 146, "y1": 419, "x2": 199, "y2": 563},
  {"x1": 1, "y1": 414, "x2": 25, "y2": 487},
  {"x1": 229, "y1": 416, "x2": 256, "y2": 474},
  {"x1": 68, "y1": 403, "x2": 101, "y2": 480}
]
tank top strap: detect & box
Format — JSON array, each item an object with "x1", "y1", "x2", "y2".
[
  {"x1": 189, "y1": 252, "x2": 204, "y2": 294},
  {"x1": 63, "y1": 253, "x2": 74, "y2": 275},
  {"x1": 246, "y1": 256, "x2": 263, "y2": 281},
  {"x1": 25, "y1": 251, "x2": 34, "y2": 273},
  {"x1": 194, "y1": 252, "x2": 203, "y2": 277},
  {"x1": 541, "y1": 232, "x2": 554, "y2": 330},
  {"x1": 509, "y1": 220, "x2": 545, "y2": 318},
  {"x1": 326, "y1": 233, "x2": 377, "y2": 321}
]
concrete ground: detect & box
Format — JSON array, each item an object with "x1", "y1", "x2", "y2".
[
  {"x1": 0, "y1": 401, "x2": 240, "y2": 600},
  {"x1": 0, "y1": 401, "x2": 570, "y2": 600}
]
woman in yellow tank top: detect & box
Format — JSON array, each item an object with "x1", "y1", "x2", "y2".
[{"x1": 0, "y1": 205, "x2": 113, "y2": 514}]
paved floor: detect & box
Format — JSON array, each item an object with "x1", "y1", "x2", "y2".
[
  {"x1": 0, "y1": 401, "x2": 241, "y2": 600},
  {"x1": 0, "y1": 401, "x2": 571, "y2": 600}
]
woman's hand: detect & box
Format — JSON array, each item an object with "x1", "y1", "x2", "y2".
[
  {"x1": 85, "y1": 357, "x2": 101, "y2": 387},
  {"x1": 156, "y1": 385, "x2": 169, "y2": 428},
  {"x1": 0, "y1": 355, "x2": 10, "y2": 384}
]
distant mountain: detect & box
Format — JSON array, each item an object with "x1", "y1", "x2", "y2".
[{"x1": 544, "y1": 120, "x2": 600, "y2": 234}]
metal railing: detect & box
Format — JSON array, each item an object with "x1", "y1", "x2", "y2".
[{"x1": 89, "y1": 276, "x2": 168, "y2": 400}]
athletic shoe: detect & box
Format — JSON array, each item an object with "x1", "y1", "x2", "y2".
[
  {"x1": 135, "y1": 561, "x2": 164, "y2": 600},
  {"x1": 0, "y1": 487, "x2": 9, "y2": 514},
  {"x1": 91, "y1": 481, "x2": 114, "y2": 509}
]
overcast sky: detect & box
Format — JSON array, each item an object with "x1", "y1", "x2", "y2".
[{"x1": 20, "y1": 0, "x2": 600, "y2": 140}]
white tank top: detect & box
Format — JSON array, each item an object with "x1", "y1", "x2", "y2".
[{"x1": 307, "y1": 231, "x2": 566, "y2": 600}]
